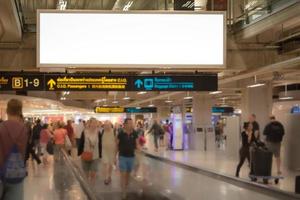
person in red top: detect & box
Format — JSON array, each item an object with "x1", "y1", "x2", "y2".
[
  {"x1": 0, "y1": 99, "x2": 28, "y2": 200},
  {"x1": 53, "y1": 121, "x2": 67, "y2": 162}
]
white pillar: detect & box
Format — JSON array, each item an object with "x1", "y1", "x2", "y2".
[
  {"x1": 190, "y1": 92, "x2": 214, "y2": 150},
  {"x1": 241, "y1": 82, "x2": 273, "y2": 134}
]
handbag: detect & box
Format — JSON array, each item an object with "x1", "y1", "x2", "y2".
[
  {"x1": 46, "y1": 139, "x2": 54, "y2": 155},
  {"x1": 81, "y1": 136, "x2": 94, "y2": 162}
]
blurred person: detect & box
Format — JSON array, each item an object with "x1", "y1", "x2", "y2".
[
  {"x1": 148, "y1": 120, "x2": 164, "y2": 152},
  {"x1": 39, "y1": 124, "x2": 52, "y2": 165},
  {"x1": 163, "y1": 120, "x2": 170, "y2": 149},
  {"x1": 114, "y1": 122, "x2": 123, "y2": 136},
  {"x1": 263, "y1": 116, "x2": 285, "y2": 175},
  {"x1": 168, "y1": 122, "x2": 173, "y2": 150},
  {"x1": 136, "y1": 121, "x2": 144, "y2": 137},
  {"x1": 235, "y1": 122, "x2": 256, "y2": 177},
  {"x1": 78, "y1": 118, "x2": 102, "y2": 183},
  {"x1": 32, "y1": 119, "x2": 43, "y2": 156},
  {"x1": 215, "y1": 121, "x2": 224, "y2": 148},
  {"x1": 64, "y1": 120, "x2": 75, "y2": 155},
  {"x1": 74, "y1": 119, "x2": 85, "y2": 149},
  {"x1": 249, "y1": 114, "x2": 260, "y2": 140},
  {"x1": 25, "y1": 121, "x2": 41, "y2": 165},
  {"x1": 0, "y1": 99, "x2": 28, "y2": 200},
  {"x1": 102, "y1": 120, "x2": 117, "y2": 185},
  {"x1": 53, "y1": 121, "x2": 67, "y2": 163},
  {"x1": 117, "y1": 118, "x2": 139, "y2": 199}
]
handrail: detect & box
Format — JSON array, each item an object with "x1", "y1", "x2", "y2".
[{"x1": 60, "y1": 149, "x2": 99, "y2": 200}]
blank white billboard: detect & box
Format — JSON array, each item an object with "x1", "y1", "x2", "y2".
[{"x1": 37, "y1": 11, "x2": 225, "y2": 69}]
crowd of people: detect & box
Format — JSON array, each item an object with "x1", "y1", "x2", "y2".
[
  {"x1": 0, "y1": 98, "x2": 286, "y2": 200},
  {"x1": 0, "y1": 99, "x2": 173, "y2": 200}
]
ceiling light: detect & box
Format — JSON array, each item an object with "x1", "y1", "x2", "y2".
[
  {"x1": 279, "y1": 83, "x2": 294, "y2": 100},
  {"x1": 209, "y1": 91, "x2": 222, "y2": 95},
  {"x1": 148, "y1": 104, "x2": 155, "y2": 107},
  {"x1": 247, "y1": 76, "x2": 265, "y2": 88},
  {"x1": 184, "y1": 91, "x2": 193, "y2": 100},
  {"x1": 123, "y1": 96, "x2": 130, "y2": 100},
  {"x1": 103, "y1": 104, "x2": 108, "y2": 107},
  {"x1": 279, "y1": 96, "x2": 294, "y2": 100},
  {"x1": 247, "y1": 83, "x2": 265, "y2": 88},
  {"x1": 165, "y1": 100, "x2": 173, "y2": 103},
  {"x1": 137, "y1": 91, "x2": 147, "y2": 95},
  {"x1": 123, "y1": 1, "x2": 133, "y2": 11},
  {"x1": 112, "y1": 100, "x2": 119, "y2": 104},
  {"x1": 136, "y1": 107, "x2": 141, "y2": 109},
  {"x1": 184, "y1": 96, "x2": 193, "y2": 100}
]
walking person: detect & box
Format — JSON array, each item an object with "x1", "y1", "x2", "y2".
[
  {"x1": 53, "y1": 121, "x2": 68, "y2": 163},
  {"x1": 39, "y1": 124, "x2": 52, "y2": 165},
  {"x1": 78, "y1": 118, "x2": 102, "y2": 183},
  {"x1": 64, "y1": 120, "x2": 75, "y2": 156},
  {"x1": 235, "y1": 122, "x2": 256, "y2": 177},
  {"x1": 263, "y1": 116, "x2": 285, "y2": 176},
  {"x1": 25, "y1": 121, "x2": 41, "y2": 165},
  {"x1": 74, "y1": 119, "x2": 85, "y2": 149},
  {"x1": 102, "y1": 120, "x2": 116, "y2": 185},
  {"x1": 148, "y1": 120, "x2": 163, "y2": 152},
  {"x1": 0, "y1": 99, "x2": 28, "y2": 200},
  {"x1": 117, "y1": 118, "x2": 139, "y2": 199},
  {"x1": 32, "y1": 119, "x2": 43, "y2": 156}
]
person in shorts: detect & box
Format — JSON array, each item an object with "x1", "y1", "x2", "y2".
[
  {"x1": 117, "y1": 118, "x2": 139, "y2": 199},
  {"x1": 263, "y1": 116, "x2": 285, "y2": 175}
]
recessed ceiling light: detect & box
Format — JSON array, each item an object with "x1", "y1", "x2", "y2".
[
  {"x1": 148, "y1": 104, "x2": 155, "y2": 107},
  {"x1": 137, "y1": 91, "x2": 147, "y2": 95},
  {"x1": 279, "y1": 96, "x2": 294, "y2": 100},
  {"x1": 247, "y1": 83, "x2": 265, "y2": 88},
  {"x1": 183, "y1": 96, "x2": 193, "y2": 100},
  {"x1": 209, "y1": 91, "x2": 222, "y2": 95},
  {"x1": 165, "y1": 100, "x2": 173, "y2": 103},
  {"x1": 136, "y1": 107, "x2": 141, "y2": 109},
  {"x1": 112, "y1": 100, "x2": 119, "y2": 104},
  {"x1": 123, "y1": 96, "x2": 130, "y2": 100}
]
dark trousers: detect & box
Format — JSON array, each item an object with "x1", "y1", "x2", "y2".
[
  {"x1": 236, "y1": 148, "x2": 250, "y2": 177},
  {"x1": 25, "y1": 143, "x2": 41, "y2": 164}
]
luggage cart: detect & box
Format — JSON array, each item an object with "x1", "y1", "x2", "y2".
[{"x1": 249, "y1": 174, "x2": 284, "y2": 184}]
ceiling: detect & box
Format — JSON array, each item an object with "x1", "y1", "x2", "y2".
[{"x1": 0, "y1": 0, "x2": 299, "y2": 110}]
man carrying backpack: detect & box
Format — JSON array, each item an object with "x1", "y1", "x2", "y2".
[
  {"x1": 263, "y1": 116, "x2": 285, "y2": 176},
  {"x1": 0, "y1": 99, "x2": 28, "y2": 200}
]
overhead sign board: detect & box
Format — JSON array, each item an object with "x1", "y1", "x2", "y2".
[
  {"x1": 0, "y1": 72, "x2": 217, "y2": 91},
  {"x1": 212, "y1": 107, "x2": 234, "y2": 113},
  {"x1": 37, "y1": 10, "x2": 226, "y2": 69},
  {"x1": 0, "y1": 72, "x2": 45, "y2": 91},
  {"x1": 94, "y1": 107, "x2": 157, "y2": 113}
]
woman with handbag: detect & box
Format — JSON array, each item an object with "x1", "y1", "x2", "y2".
[{"x1": 78, "y1": 118, "x2": 102, "y2": 182}]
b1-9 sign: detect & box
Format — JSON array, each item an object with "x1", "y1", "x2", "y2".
[{"x1": 0, "y1": 73, "x2": 44, "y2": 91}]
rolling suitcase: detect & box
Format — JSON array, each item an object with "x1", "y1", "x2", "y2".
[{"x1": 251, "y1": 146, "x2": 273, "y2": 176}]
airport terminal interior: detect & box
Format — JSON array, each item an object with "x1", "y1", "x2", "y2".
[{"x1": 0, "y1": 0, "x2": 300, "y2": 200}]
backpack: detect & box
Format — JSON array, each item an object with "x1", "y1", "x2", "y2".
[{"x1": 0, "y1": 126, "x2": 27, "y2": 184}]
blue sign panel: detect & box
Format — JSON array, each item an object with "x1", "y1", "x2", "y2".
[
  {"x1": 212, "y1": 107, "x2": 234, "y2": 113},
  {"x1": 132, "y1": 74, "x2": 217, "y2": 91}
]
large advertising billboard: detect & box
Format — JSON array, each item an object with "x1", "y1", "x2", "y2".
[{"x1": 37, "y1": 10, "x2": 226, "y2": 69}]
